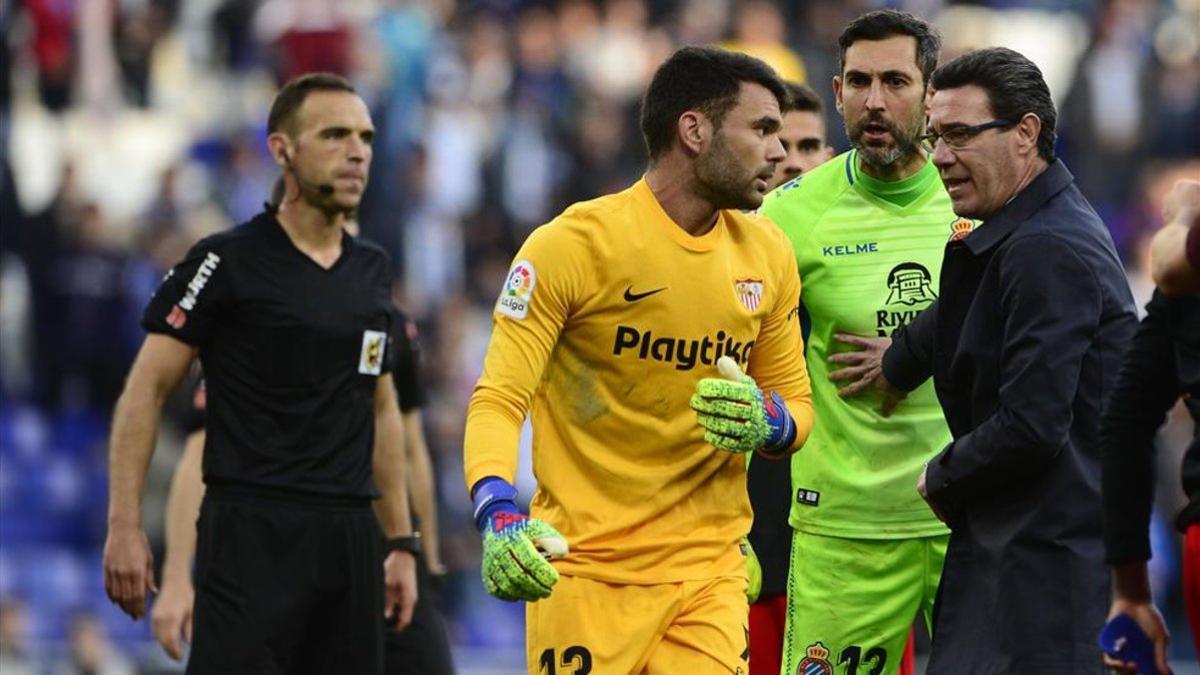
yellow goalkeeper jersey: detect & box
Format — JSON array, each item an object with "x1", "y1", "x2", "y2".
[{"x1": 464, "y1": 178, "x2": 813, "y2": 585}]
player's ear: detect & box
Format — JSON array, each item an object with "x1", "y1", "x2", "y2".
[
  {"x1": 267, "y1": 133, "x2": 292, "y2": 169},
  {"x1": 832, "y1": 75, "x2": 844, "y2": 115},
  {"x1": 678, "y1": 110, "x2": 708, "y2": 155}
]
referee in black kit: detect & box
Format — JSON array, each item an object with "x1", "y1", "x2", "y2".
[
  {"x1": 102, "y1": 73, "x2": 418, "y2": 673},
  {"x1": 150, "y1": 309, "x2": 455, "y2": 673}
]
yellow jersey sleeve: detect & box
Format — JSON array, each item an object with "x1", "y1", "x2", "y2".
[
  {"x1": 463, "y1": 218, "x2": 592, "y2": 491},
  {"x1": 745, "y1": 227, "x2": 814, "y2": 452}
]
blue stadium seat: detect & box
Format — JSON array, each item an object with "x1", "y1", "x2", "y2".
[
  {"x1": 51, "y1": 409, "x2": 107, "y2": 460},
  {"x1": 0, "y1": 405, "x2": 50, "y2": 463},
  {"x1": 17, "y1": 548, "x2": 88, "y2": 642}
]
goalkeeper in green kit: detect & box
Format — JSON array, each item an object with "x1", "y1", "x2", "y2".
[{"x1": 758, "y1": 11, "x2": 958, "y2": 674}]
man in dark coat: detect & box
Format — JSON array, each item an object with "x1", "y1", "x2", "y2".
[{"x1": 831, "y1": 47, "x2": 1137, "y2": 673}]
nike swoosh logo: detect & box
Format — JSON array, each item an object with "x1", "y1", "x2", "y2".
[{"x1": 623, "y1": 286, "x2": 667, "y2": 302}]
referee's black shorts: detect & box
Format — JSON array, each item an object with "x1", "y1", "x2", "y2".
[{"x1": 187, "y1": 487, "x2": 384, "y2": 675}]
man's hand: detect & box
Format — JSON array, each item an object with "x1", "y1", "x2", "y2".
[
  {"x1": 102, "y1": 523, "x2": 157, "y2": 620},
  {"x1": 828, "y1": 333, "x2": 906, "y2": 416},
  {"x1": 150, "y1": 575, "x2": 193, "y2": 660},
  {"x1": 916, "y1": 466, "x2": 948, "y2": 523},
  {"x1": 1101, "y1": 598, "x2": 1170, "y2": 674},
  {"x1": 1162, "y1": 178, "x2": 1200, "y2": 226},
  {"x1": 482, "y1": 513, "x2": 568, "y2": 601},
  {"x1": 690, "y1": 356, "x2": 796, "y2": 455},
  {"x1": 384, "y1": 550, "x2": 418, "y2": 629},
  {"x1": 1152, "y1": 179, "x2": 1200, "y2": 296},
  {"x1": 1103, "y1": 562, "x2": 1172, "y2": 674}
]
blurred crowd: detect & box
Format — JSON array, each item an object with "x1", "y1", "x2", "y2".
[{"x1": 0, "y1": 0, "x2": 1197, "y2": 670}]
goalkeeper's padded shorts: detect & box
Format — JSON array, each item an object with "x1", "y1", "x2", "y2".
[{"x1": 525, "y1": 573, "x2": 749, "y2": 674}]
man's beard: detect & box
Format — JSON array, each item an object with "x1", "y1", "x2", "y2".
[
  {"x1": 695, "y1": 133, "x2": 770, "y2": 211},
  {"x1": 300, "y1": 179, "x2": 360, "y2": 218},
  {"x1": 846, "y1": 109, "x2": 923, "y2": 172}
]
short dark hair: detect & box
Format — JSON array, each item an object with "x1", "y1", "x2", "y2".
[
  {"x1": 931, "y1": 47, "x2": 1057, "y2": 162},
  {"x1": 267, "y1": 72, "x2": 356, "y2": 136},
  {"x1": 783, "y1": 82, "x2": 824, "y2": 116},
  {"x1": 838, "y1": 10, "x2": 942, "y2": 84},
  {"x1": 640, "y1": 46, "x2": 788, "y2": 160}
]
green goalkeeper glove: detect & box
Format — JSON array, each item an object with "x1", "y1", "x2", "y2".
[
  {"x1": 481, "y1": 513, "x2": 569, "y2": 601},
  {"x1": 691, "y1": 356, "x2": 797, "y2": 456},
  {"x1": 473, "y1": 477, "x2": 569, "y2": 602}
]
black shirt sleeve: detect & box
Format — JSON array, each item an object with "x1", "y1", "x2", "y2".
[
  {"x1": 142, "y1": 238, "x2": 230, "y2": 346},
  {"x1": 882, "y1": 298, "x2": 937, "y2": 392},
  {"x1": 390, "y1": 310, "x2": 426, "y2": 412},
  {"x1": 1101, "y1": 292, "x2": 1181, "y2": 563}
]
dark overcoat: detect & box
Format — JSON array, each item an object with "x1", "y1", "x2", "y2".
[{"x1": 883, "y1": 160, "x2": 1138, "y2": 673}]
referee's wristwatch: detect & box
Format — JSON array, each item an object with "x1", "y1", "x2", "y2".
[{"x1": 385, "y1": 532, "x2": 422, "y2": 558}]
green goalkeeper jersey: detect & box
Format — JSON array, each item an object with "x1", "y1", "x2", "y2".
[{"x1": 761, "y1": 150, "x2": 961, "y2": 539}]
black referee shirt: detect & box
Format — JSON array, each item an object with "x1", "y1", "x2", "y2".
[
  {"x1": 1101, "y1": 290, "x2": 1200, "y2": 563},
  {"x1": 143, "y1": 211, "x2": 396, "y2": 500},
  {"x1": 183, "y1": 310, "x2": 425, "y2": 429}
]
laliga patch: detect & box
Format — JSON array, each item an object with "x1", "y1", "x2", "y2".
[
  {"x1": 496, "y1": 259, "x2": 536, "y2": 319},
  {"x1": 358, "y1": 330, "x2": 387, "y2": 375}
]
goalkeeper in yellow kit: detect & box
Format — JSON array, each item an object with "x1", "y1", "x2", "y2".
[{"x1": 463, "y1": 46, "x2": 814, "y2": 674}]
